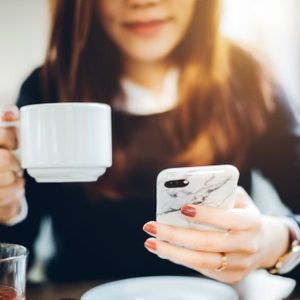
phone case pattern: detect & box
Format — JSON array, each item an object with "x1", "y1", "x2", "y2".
[{"x1": 157, "y1": 166, "x2": 239, "y2": 229}]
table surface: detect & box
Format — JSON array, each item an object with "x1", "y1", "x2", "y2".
[
  {"x1": 27, "y1": 280, "x2": 300, "y2": 300},
  {"x1": 27, "y1": 281, "x2": 103, "y2": 300}
]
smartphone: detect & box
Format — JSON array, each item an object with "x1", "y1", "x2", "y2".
[{"x1": 156, "y1": 165, "x2": 239, "y2": 230}]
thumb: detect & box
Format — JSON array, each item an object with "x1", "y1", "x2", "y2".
[
  {"x1": 234, "y1": 186, "x2": 259, "y2": 212},
  {"x1": 0, "y1": 105, "x2": 19, "y2": 122}
]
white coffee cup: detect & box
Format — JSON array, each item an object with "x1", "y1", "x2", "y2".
[{"x1": 0, "y1": 103, "x2": 112, "y2": 183}]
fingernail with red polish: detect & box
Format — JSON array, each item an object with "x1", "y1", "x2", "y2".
[
  {"x1": 144, "y1": 240, "x2": 157, "y2": 252},
  {"x1": 1, "y1": 106, "x2": 19, "y2": 122},
  {"x1": 181, "y1": 205, "x2": 196, "y2": 217},
  {"x1": 2, "y1": 111, "x2": 16, "y2": 122},
  {"x1": 143, "y1": 223, "x2": 157, "y2": 235}
]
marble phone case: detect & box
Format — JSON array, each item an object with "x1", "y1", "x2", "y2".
[{"x1": 156, "y1": 165, "x2": 239, "y2": 229}]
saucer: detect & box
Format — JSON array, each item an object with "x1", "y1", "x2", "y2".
[{"x1": 81, "y1": 276, "x2": 238, "y2": 300}]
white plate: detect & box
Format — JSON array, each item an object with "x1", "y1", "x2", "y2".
[{"x1": 81, "y1": 276, "x2": 238, "y2": 300}]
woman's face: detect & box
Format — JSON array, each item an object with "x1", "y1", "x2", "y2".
[{"x1": 97, "y1": 0, "x2": 196, "y2": 63}]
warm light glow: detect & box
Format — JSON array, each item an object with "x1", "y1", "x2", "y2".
[{"x1": 221, "y1": 0, "x2": 300, "y2": 114}]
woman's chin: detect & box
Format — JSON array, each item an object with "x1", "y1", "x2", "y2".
[{"x1": 122, "y1": 44, "x2": 175, "y2": 63}]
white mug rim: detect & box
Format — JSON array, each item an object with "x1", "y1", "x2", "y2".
[{"x1": 20, "y1": 102, "x2": 110, "y2": 112}]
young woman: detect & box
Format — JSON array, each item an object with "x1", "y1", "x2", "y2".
[{"x1": 0, "y1": 0, "x2": 300, "y2": 284}]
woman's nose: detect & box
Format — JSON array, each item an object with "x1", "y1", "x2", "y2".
[{"x1": 127, "y1": 0, "x2": 162, "y2": 9}]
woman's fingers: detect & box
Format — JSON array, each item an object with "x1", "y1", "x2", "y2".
[
  {"x1": 179, "y1": 188, "x2": 261, "y2": 231},
  {"x1": 0, "y1": 128, "x2": 18, "y2": 150},
  {"x1": 179, "y1": 205, "x2": 261, "y2": 231},
  {"x1": 0, "y1": 105, "x2": 19, "y2": 122},
  {"x1": 0, "y1": 176, "x2": 24, "y2": 223},
  {"x1": 143, "y1": 187, "x2": 264, "y2": 284},
  {"x1": 143, "y1": 222, "x2": 259, "y2": 253},
  {"x1": 143, "y1": 188, "x2": 262, "y2": 254},
  {"x1": 0, "y1": 171, "x2": 18, "y2": 187},
  {"x1": 0, "y1": 105, "x2": 19, "y2": 150},
  {"x1": 233, "y1": 187, "x2": 259, "y2": 210},
  {"x1": 0, "y1": 178, "x2": 24, "y2": 207},
  {"x1": 0, "y1": 149, "x2": 22, "y2": 173},
  {"x1": 199, "y1": 268, "x2": 251, "y2": 285},
  {"x1": 144, "y1": 238, "x2": 252, "y2": 272},
  {"x1": 0, "y1": 106, "x2": 23, "y2": 223},
  {"x1": 0, "y1": 195, "x2": 23, "y2": 223}
]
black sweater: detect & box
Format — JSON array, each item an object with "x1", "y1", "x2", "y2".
[{"x1": 1, "y1": 69, "x2": 300, "y2": 284}]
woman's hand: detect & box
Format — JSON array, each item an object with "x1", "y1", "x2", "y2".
[
  {"x1": 0, "y1": 106, "x2": 25, "y2": 224},
  {"x1": 143, "y1": 187, "x2": 290, "y2": 284}
]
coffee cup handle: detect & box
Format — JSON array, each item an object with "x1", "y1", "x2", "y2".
[{"x1": 0, "y1": 120, "x2": 21, "y2": 161}]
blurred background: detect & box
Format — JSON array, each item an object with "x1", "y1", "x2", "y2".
[
  {"x1": 0, "y1": 0, "x2": 300, "y2": 281},
  {"x1": 0, "y1": 0, "x2": 299, "y2": 115}
]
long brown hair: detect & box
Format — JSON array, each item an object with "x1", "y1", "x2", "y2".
[{"x1": 43, "y1": 0, "x2": 274, "y2": 199}]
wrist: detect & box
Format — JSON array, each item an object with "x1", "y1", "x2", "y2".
[{"x1": 260, "y1": 215, "x2": 290, "y2": 269}]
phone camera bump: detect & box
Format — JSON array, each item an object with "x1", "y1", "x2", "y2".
[{"x1": 164, "y1": 179, "x2": 189, "y2": 188}]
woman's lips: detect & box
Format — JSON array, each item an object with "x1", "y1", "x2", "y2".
[{"x1": 123, "y1": 19, "x2": 171, "y2": 38}]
